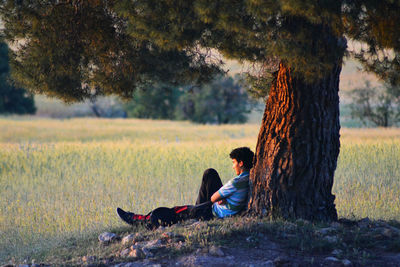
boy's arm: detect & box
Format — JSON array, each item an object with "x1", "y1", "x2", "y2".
[
  {"x1": 212, "y1": 179, "x2": 236, "y2": 204},
  {"x1": 211, "y1": 191, "x2": 223, "y2": 203}
]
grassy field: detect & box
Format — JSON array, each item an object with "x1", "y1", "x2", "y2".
[{"x1": 0, "y1": 118, "x2": 399, "y2": 264}]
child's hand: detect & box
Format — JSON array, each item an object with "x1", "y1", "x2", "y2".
[{"x1": 217, "y1": 199, "x2": 227, "y2": 205}]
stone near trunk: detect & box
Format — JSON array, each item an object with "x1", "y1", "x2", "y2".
[
  {"x1": 98, "y1": 232, "x2": 118, "y2": 244},
  {"x1": 358, "y1": 217, "x2": 371, "y2": 228},
  {"x1": 283, "y1": 222, "x2": 297, "y2": 232},
  {"x1": 246, "y1": 236, "x2": 256, "y2": 243},
  {"x1": 342, "y1": 259, "x2": 352, "y2": 266},
  {"x1": 141, "y1": 247, "x2": 154, "y2": 258},
  {"x1": 331, "y1": 249, "x2": 342, "y2": 256},
  {"x1": 129, "y1": 248, "x2": 145, "y2": 259},
  {"x1": 134, "y1": 232, "x2": 144, "y2": 242},
  {"x1": 382, "y1": 228, "x2": 397, "y2": 238},
  {"x1": 316, "y1": 227, "x2": 337, "y2": 235},
  {"x1": 209, "y1": 245, "x2": 224, "y2": 257},
  {"x1": 122, "y1": 234, "x2": 136, "y2": 245},
  {"x1": 130, "y1": 244, "x2": 139, "y2": 250},
  {"x1": 119, "y1": 248, "x2": 130, "y2": 257},
  {"x1": 389, "y1": 226, "x2": 400, "y2": 235},
  {"x1": 263, "y1": 260, "x2": 275, "y2": 267},
  {"x1": 273, "y1": 256, "x2": 289, "y2": 265},
  {"x1": 143, "y1": 239, "x2": 163, "y2": 251},
  {"x1": 330, "y1": 221, "x2": 341, "y2": 228},
  {"x1": 324, "y1": 235, "x2": 338, "y2": 243},
  {"x1": 324, "y1": 257, "x2": 339, "y2": 262}
]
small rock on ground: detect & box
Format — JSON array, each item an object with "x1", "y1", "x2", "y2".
[
  {"x1": 316, "y1": 227, "x2": 337, "y2": 235},
  {"x1": 262, "y1": 260, "x2": 275, "y2": 267},
  {"x1": 120, "y1": 248, "x2": 130, "y2": 257},
  {"x1": 273, "y1": 256, "x2": 290, "y2": 265},
  {"x1": 98, "y1": 232, "x2": 118, "y2": 244},
  {"x1": 358, "y1": 217, "x2": 371, "y2": 228},
  {"x1": 381, "y1": 228, "x2": 398, "y2": 238},
  {"x1": 342, "y1": 259, "x2": 352, "y2": 266},
  {"x1": 325, "y1": 257, "x2": 340, "y2": 262},
  {"x1": 331, "y1": 249, "x2": 342, "y2": 256},
  {"x1": 122, "y1": 234, "x2": 136, "y2": 245},
  {"x1": 129, "y1": 248, "x2": 146, "y2": 259},
  {"x1": 209, "y1": 246, "x2": 224, "y2": 257},
  {"x1": 324, "y1": 235, "x2": 338, "y2": 243},
  {"x1": 141, "y1": 248, "x2": 154, "y2": 258},
  {"x1": 143, "y1": 239, "x2": 163, "y2": 250}
]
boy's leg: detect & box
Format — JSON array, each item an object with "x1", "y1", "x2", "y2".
[
  {"x1": 188, "y1": 201, "x2": 213, "y2": 220},
  {"x1": 118, "y1": 203, "x2": 213, "y2": 228},
  {"x1": 118, "y1": 206, "x2": 190, "y2": 228},
  {"x1": 195, "y1": 168, "x2": 223, "y2": 205},
  {"x1": 118, "y1": 168, "x2": 222, "y2": 227},
  {"x1": 116, "y1": 207, "x2": 151, "y2": 226}
]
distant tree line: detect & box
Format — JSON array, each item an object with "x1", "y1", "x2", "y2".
[
  {"x1": 348, "y1": 81, "x2": 400, "y2": 127},
  {"x1": 1, "y1": 37, "x2": 252, "y2": 122},
  {"x1": 124, "y1": 75, "x2": 255, "y2": 124},
  {"x1": 0, "y1": 37, "x2": 252, "y2": 122}
]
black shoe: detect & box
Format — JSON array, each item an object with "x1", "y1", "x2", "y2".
[{"x1": 116, "y1": 207, "x2": 135, "y2": 225}]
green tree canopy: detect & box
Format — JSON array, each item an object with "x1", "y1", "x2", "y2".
[
  {"x1": 1, "y1": 1, "x2": 399, "y2": 98},
  {"x1": 113, "y1": 0, "x2": 399, "y2": 86},
  {"x1": 0, "y1": 0, "x2": 221, "y2": 103}
]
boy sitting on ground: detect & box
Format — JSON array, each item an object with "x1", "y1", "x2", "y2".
[{"x1": 117, "y1": 147, "x2": 254, "y2": 228}]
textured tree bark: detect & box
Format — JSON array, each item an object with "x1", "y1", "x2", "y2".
[{"x1": 248, "y1": 61, "x2": 342, "y2": 221}]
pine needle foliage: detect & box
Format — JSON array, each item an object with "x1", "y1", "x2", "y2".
[
  {"x1": 0, "y1": 0, "x2": 399, "y2": 100},
  {"x1": 0, "y1": 0, "x2": 221, "y2": 103}
]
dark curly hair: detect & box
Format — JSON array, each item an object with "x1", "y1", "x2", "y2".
[{"x1": 229, "y1": 147, "x2": 254, "y2": 170}]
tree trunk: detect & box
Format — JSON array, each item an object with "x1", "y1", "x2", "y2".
[{"x1": 248, "y1": 61, "x2": 342, "y2": 221}]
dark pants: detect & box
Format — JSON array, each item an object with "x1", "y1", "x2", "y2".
[
  {"x1": 143, "y1": 168, "x2": 223, "y2": 228},
  {"x1": 195, "y1": 168, "x2": 223, "y2": 205}
]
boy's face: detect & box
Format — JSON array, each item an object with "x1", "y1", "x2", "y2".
[{"x1": 232, "y1": 158, "x2": 244, "y2": 175}]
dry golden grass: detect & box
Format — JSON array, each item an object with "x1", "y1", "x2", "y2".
[{"x1": 0, "y1": 117, "x2": 399, "y2": 264}]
